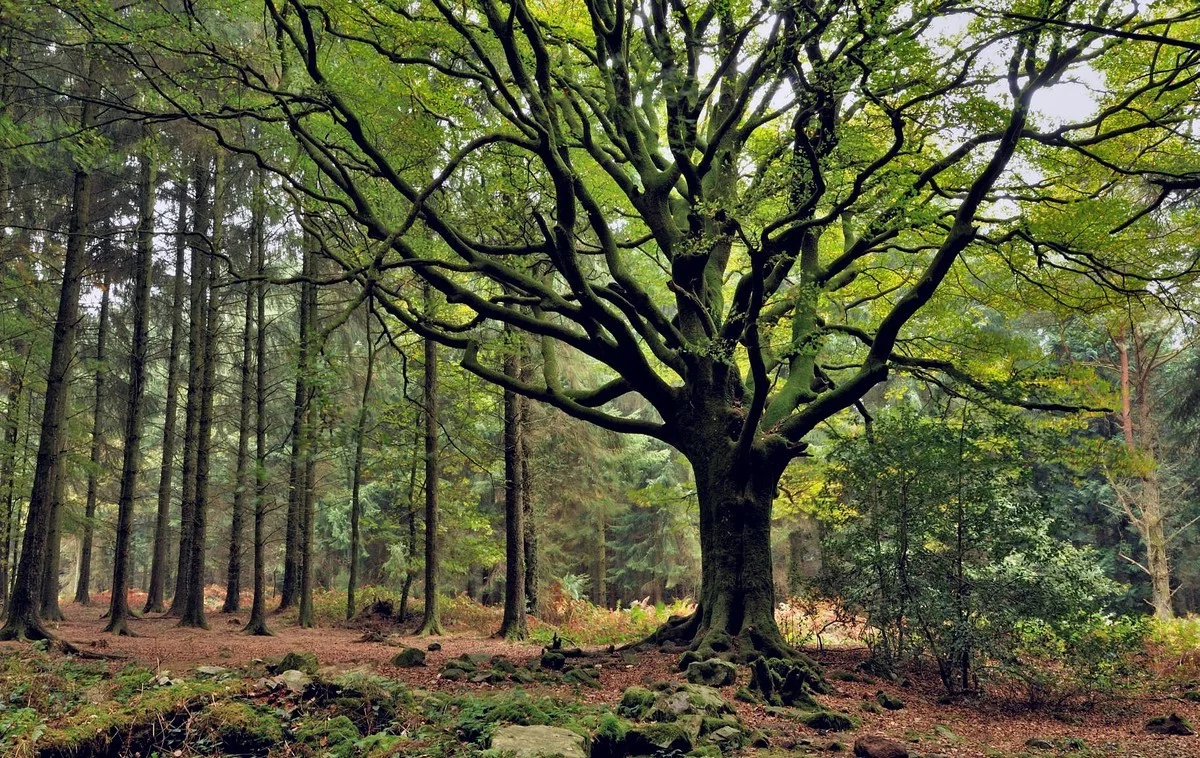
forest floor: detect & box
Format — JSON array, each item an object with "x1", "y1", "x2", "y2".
[{"x1": 2, "y1": 600, "x2": 1200, "y2": 757}]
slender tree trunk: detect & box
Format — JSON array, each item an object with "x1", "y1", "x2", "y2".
[
  {"x1": 0, "y1": 327, "x2": 30, "y2": 612},
  {"x1": 1116, "y1": 326, "x2": 1174, "y2": 620},
  {"x1": 245, "y1": 170, "x2": 272, "y2": 636},
  {"x1": 415, "y1": 286, "x2": 443, "y2": 636},
  {"x1": 346, "y1": 305, "x2": 375, "y2": 621},
  {"x1": 498, "y1": 330, "x2": 526, "y2": 639},
  {"x1": 75, "y1": 269, "x2": 111, "y2": 605},
  {"x1": 519, "y1": 366, "x2": 538, "y2": 616},
  {"x1": 398, "y1": 422, "x2": 420, "y2": 622},
  {"x1": 180, "y1": 152, "x2": 223, "y2": 630},
  {"x1": 40, "y1": 433, "x2": 68, "y2": 623},
  {"x1": 0, "y1": 66, "x2": 94, "y2": 638},
  {"x1": 105, "y1": 146, "x2": 156, "y2": 635},
  {"x1": 298, "y1": 398, "x2": 317, "y2": 626},
  {"x1": 222, "y1": 190, "x2": 257, "y2": 613},
  {"x1": 144, "y1": 177, "x2": 189, "y2": 614},
  {"x1": 280, "y1": 245, "x2": 313, "y2": 611},
  {"x1": 169, "y1": 159, "x2": 211, "y2": 616}
]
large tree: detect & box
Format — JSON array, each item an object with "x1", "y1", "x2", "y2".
[{"x1": 74, "y1": 0, "x2": 1200, "y2": 656}]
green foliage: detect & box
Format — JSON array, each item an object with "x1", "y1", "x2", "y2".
[
  {"x1": 820, "y1": 405, "x2": 1123, "y2": 692},
  {"x1": 453, "y1": 690, "x2": 553, "y2": 744},
  {"x1": 1005, "y1": 614, "x2": 1149, "y2": 708}
]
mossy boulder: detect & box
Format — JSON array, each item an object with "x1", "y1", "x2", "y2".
[
  {"x1": 617, "y1": 686, "x2": 658, "y2": 719},
  {"x1": 874, "y1": 690, "x2": 904, "y2": 710},
  {"x1": 686, "y1": 658, "x2": 738, "y2": 687},
  {"x1": 274, "y1": 651, "x2": 318, "y2": 675},
  {"x1": 489, "y1": 724, "x2": 588, "y2": 758},
  {"x1": 196, "y1": 700, "x2": 283, "y2": 754},
  {"x1": 563, "y1": 666, "x2": 601, "y2": 688},
  {"x1": 1145, "y1": 713, "x2": 1196, "y2": 736},
  {"x1": 540, "y1": 651, "x2": 566, "y2": 670},
  {"x1": 626, "y1": 721, "x2": 695, "y2": 753},
  {"x1": 618, "y1": 682, "x2": 734, "y2": 728},
  {"x1": 391, "y1": 647, "x2": 426, "y2": 667},
  {"x1": 591, "y1": 713, "x2": 632, "y2": 758},
  {"x1": 800, "y1": 709, "x2": 858, "y2": 731}
]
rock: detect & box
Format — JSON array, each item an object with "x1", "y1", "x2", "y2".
[
  {"x1": 470, "y1": 671, "x2": 501, "y2": 684},
  {"x1": 1024, "y1": 737, "x2": 1054, "y2": 750},
  {"x1": 686, "y1": 658, "x2": 738, "y2": 687},
  {"x1": 854, "y1": 735, "x2": 910, "y2": 758},
  {"x1": 618, "y1": 682, "x2": 733, "y2": 722},
  {"x1": 708, "y1": 724, "x2": 743, "y2": 746},
  {"x1": 800, "y1": 709, "x2": 858, "y2": 731},
  {"x1": 440, "y1": 667, "x2": 468, "y2": 681},
  {"x1": 860, "y1": 700, "x2": 884, "y2": 714},
  {"x1": 933, "y1": 725, "x2": 959, "y2": 743},
  {"x1": 271, "y1": 669, "x2": 312, "y2": 692},
  {"x1": 677, "y1": 649, "x2": 704, "y2": 671},
  {"x1": 563, "y1": 667, "x2": 601, "y2": 688},
  {"x1": 274, "y1": 651, "x2": 318, "y2": 675},
  {"x1": 1145, "y1": 713, "x2": 1196, "y2": 736},
  {"x1": 194, "y1": 665, "x2": 230, "y2": 677},
  {"x1": 490, "y1": 656, "x2": 517, "y2": 673},
  {"x1": 390, "y1": 647, "x2": 426, "y2": 667},
  {"x1": 626, "y1": 722, "x2": 694, "y2": 753},
  {"x1": 875, "y1": 690, "x2": 904, "y2": 710},
  {"x1": 540, "y1": 651, "x2": 566, "y2": 670},
  {"x1": 509, "y1": 668, "x2": 537, "y2": 684},
  {"x1": 489, "y1": 725, "x2": 587, "y2": 758},
  {"x1": 427, "y1": 642, "x2": 442, "y2": 651}
]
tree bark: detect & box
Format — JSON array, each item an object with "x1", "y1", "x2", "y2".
[
  {"x1": 40, "y1": 434, "x2": 67, "y2": 622},
  {"x1": 169, "y1": 158, "x2": 211, "y2": 617},
  {"x1": 245, "y1": 169, "x2": 272, "y2": 636},
  {"x1": 144, "y1": 176, "x2": 188, "y2": 615},
  {"x1": 75, "y1": 267, "x2": 111, "y2": 605},
  {"x1": 0, "y1": 62, "x2": 94, "y2": 639},
  {"x1": 280, "y1": 243, "x2": 313, "y2": 611},
  {"x1": 346, "y1": 304, "x2": 375, "y2": 621},
  {"x1": 222, "y1": 177, "x2": 257, "y2": 613},
  {"x1": 180, "y1": 151, "x2": 224, "y2": 630},
  {"x1": 415, "y1": 285, "x2": 443, "y2": 636},
  {"x1": 105, "y1": 145, "x2": 156, "y2": 636},
  {"x1": 498, "y1": 329, "x2": 526, "y2": 639}
]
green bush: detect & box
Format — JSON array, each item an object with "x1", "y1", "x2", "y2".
[{"x1": 820, "y1": 407, "x2": 1124, "y2": 693}]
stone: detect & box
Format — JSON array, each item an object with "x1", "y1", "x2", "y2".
[
  {"x1": 540, "y1": 651, "x2": 566, "y2": 670},
  {"x1": 440, "y1": 667, "x2": 468, "y2": 681},
  {"x1": 626, "y1": 722, "x2": 694, "y2": 753},
  {"x1": 853, "y1": 735, "x2": 910, "y2": 758},
  {"x1": 1145, "y1": 713, "x2": 1196, "y2": 736},
  {"x1": 274, "y1": 651, "x2": 318, "y2": 675},
  {"x1": 1024, "y1": 737, "x2": 1054, "y2": 749},
  {"x1": 800, "y1": 710, "x2": 858, "y2": 731},
  {"x1": 490, "y1": 656, "x2": 517, "y2": 673},
  {"x1": 194, "y1": 665, "x2": 230, "y2": 677},
  {"x1": 686, "y1": 658, "x2": 738, "y2": 687},
  {"x1": 563, "y1": 667, "x2": 601, "y2": 688},
  {"x1": 271, "y1": 669, "x2": 312, "y2": 693},
  {"x1": 390, "y1": 647, "x2": 426, "y2": 667},
  {"x1": 875, "y1": 690, "x2": 905, "y2": 710},
  {"x1": 489, "y1": 725, "x2": 587, "y2": 758},
  {"x1": 427, "y1": 642, "x2": 442, "y2": 651},
  {"x1": 509, "y1": 668, "x2": 537, "y2": 684}
]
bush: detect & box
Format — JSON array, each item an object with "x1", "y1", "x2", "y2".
[
  {"x1": 820, "y1": 407, "x2": 1124, "y2": 693},
  {"x1": 1003, "y1": 614, "x2": 1148, "y2": 708}
]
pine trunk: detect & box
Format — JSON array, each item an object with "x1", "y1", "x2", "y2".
[
  {"x1": 180, "y1": 152, "x2": 223, "y2": 630},
  {"x1": 245, "y1": 170, "x2": 272, "y2": 636},
  {"x1": 222, "y1": 189, "x2": 257, "y2": 613},
  {"x1": 76, "y1": 269, "x2": 111, "y2": 605},
  {"x1": 498, "y1": 332, "x2": 526, "y2": 639},
  {"x1": 145, "y1": 177, "x2": 188, "y2": 614},
  {"x1": 0, "y1": 69, "x2": 93, "y2": 638},
  {"x1": 280, "y1": 246, "x2": 313, "y2": 611},
  {"x1": 169, "y1": 159, "x2": 211, "y2": 617},
  {"x1": 416, "y1": 287, "x2": 443, "y2": 636},
  {"x1": 346, "y1": 306, "x2": 374, "y2": 621},
  {"x1": 105, "y1": 146, "x2": 156, "y2": 636}
]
